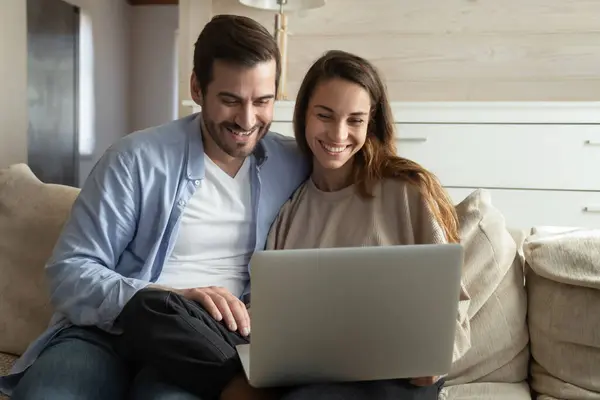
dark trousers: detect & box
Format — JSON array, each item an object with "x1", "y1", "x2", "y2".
[
  {"x1": 117, "y1": 288, "x2": 249, "y2": 399},
  {"x1": 118, "y1": 288, "x2": 444, "y2": 400}
]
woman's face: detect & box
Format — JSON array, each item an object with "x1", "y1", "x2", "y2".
[{"x1": 304, "y1": 78, "x2": 371, "y2": 172}]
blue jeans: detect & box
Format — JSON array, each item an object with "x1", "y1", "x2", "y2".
[{"x1": 10, "y1": 325, "x2": 201, "y2": 400}]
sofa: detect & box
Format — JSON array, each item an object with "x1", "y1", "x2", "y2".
[{"x1": 1, "y1": 163, "x2": 599, "y2": 399}]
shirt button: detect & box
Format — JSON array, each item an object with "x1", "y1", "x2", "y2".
[
  {"x1": 178, "y1": 200, "x2": 185, "y2": 207},
  {"x1": 194, "y1": 180, "x2": 200, "y2": 186}
]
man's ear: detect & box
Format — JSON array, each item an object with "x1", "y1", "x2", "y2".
[{"x1": 190, "y1": 72, "x2": 203, "y2": 107}]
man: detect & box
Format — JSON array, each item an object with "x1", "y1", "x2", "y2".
[{"x1": 0, "y1": 14, "x2": 308, "y2": 400}]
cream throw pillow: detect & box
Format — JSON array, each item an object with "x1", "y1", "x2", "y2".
[
  {"x1": 441, "y1": 382, "x2": 532, "y2": 400},
  {"x1": 446, "y1": 189, "x2": 530, "y2": 386},
  {"x1": 524, "y1": 229, "x2": 600, "y2": 399},
  {"x1": 0, "y1": 164, "x2": 79, "y2": 355}
]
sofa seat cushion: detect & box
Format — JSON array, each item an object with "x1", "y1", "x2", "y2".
[
  {"x1": 441, "y1": 382, "x2": 531, "y2": 399},
  {"x1": 446, "y1": 189, "x2": 529, "y2": 385},
  {"x1": 0, "y1": 352, "x2": 16, "y2": 378},
  {"x1": 524, "y1": 228, "x2": 600, "y2": 399},
  {"x1": 0, "y1": 164, "x2": 79, "y2": 356},
  {"x1": 1, "y1": 351, "x2": 16, "y2": 399}
]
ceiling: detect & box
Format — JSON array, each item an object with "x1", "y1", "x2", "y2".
[{"x1": 127, "y1": 0, "x2": 178, "y2": 5}]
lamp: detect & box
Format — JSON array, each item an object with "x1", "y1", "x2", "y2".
[{"x1": 239, "y1": 0, "x2": 326, "y2": 100}]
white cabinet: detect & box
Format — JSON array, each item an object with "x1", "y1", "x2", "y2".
[
  {"x1": 446, "y1": 188, "x2": 600, "y2": 229},
  {"x1": 396, "y1": 124, "x2": 600, "y2": 191}
]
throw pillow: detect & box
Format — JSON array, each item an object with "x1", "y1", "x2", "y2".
[
  {"x1": 441, "y1": 382, "x2": 532, "y2": 400},
  {"x1": 525, "y1": 228, "x2": 600, "y2": 399},
  {"x1": 446, "y1": 189, "x2": 530, "y2": 386}
]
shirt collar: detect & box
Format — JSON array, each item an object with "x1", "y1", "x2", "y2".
[{"x1": 185, "y1": 112, "x2": 269, "y2": 180}]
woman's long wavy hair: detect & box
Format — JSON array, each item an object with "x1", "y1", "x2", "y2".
[{"x1": 293, "y1": 50, "x2": 460, "y2": 243}]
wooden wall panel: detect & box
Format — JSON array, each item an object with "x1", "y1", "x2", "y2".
[{"x1": 205, "y1": 0, "x2": 600, "y2": 101}]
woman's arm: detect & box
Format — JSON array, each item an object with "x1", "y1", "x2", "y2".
[{"x1": 405, "y1": 184, "x2": 473, "y2": 364}]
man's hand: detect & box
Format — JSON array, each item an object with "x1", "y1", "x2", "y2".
[
  {"x1": 181, "y1": 286, "x2": 251, "y2": 337},
  {"x1": 409, "y1": 376, "x2": 440, "y2": 386}
]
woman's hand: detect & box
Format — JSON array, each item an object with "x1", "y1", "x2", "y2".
[{"x1": 410, "y1": 376, "x2": 440, "y2": 386}]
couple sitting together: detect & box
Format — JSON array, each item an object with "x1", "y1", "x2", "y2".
[{"x1": 0, "y1": 13, "x2": 469, "y2": 400}]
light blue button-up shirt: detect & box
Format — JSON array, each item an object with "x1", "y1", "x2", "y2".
[{"x1": 0, "y1": 113, "x2": 309, "y2": 395}]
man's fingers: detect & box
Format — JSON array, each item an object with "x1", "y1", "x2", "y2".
[
  {"x1": 229, "y1": 300, "x2": 250, "y2": 337},
  {"x1": 181, "y1": 287, "x2": 250, "y2": 335},
  {"x1": 214, "y1": 295, "x2": 237, "y2": 331},
  {"x1": 185, "y1": 289, "x2": 222, "y2": 321}
]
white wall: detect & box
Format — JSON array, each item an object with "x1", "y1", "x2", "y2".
[
  {"x1": 178, "y1": 0, "x2": 212, "y2": 117},
  {"x1": 0, "y1": 1, "x2": 179, "y2": 185},
  {"x1": 0, "y1": 0, "x2": 132, "y2": 184},
  {"x1": 130, "y1": 5, "x2": 179, "y2": 133},
  {"x1": 0, "y1": 0, "x2": 28, "y2": 169},
  {"x1": 63, "y1": 0, "x2": 132, "y2": 186}
]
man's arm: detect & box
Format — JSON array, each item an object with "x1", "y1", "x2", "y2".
[{"x1": 45, "y1": 147, "x2": 150, "y2": 331}]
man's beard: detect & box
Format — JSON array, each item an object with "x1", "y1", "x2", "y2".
[{"x1": 203, "y1": 116, "x2": 270, "y2": 159}]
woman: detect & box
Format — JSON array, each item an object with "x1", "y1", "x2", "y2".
[{"x1": 265, "y1": 50, "x2": 471, "y2": 400}]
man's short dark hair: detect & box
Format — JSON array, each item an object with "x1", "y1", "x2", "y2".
[{"x1": 193, "y1": 14, "x2": 281, "y2": 95}]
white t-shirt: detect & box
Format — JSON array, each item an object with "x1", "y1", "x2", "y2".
[{"x1": 156, "y1": 155, "x2": 254, "y2": 298}]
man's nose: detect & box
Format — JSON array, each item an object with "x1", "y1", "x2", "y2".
[{"x1": 235, "y1": 105, "x2": 257, "y2": 131}]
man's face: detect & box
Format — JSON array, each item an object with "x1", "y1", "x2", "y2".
[{"x1": 191, "y1": 59, "x2": 277, "y2": 160}]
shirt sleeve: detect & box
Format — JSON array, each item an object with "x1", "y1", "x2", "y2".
[
  {"x1": 408, "y1": 186, "x2": 472, "y2": 364},
  {"x1": 45, "y1": 147, "x2": 151, "y2": 332}
]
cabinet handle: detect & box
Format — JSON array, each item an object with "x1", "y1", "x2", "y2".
[
  {"x1": 584, "y1": 140, "x2": 600, "y2": 146},
  {"x1": 583, "y1": 206, "x2": 600, "y2": 213},
  {"x1": 398, "y1": 137, "x2": 428, "y2": 143}
]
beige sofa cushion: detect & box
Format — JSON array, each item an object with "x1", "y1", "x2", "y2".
[
  {"x1": 446, "y1": 189, "x2": 529, "y2": 386},
  {"x1": 0, "y1": 352, "x2": 13, "y2": 399},
  {"x1": 0, "y1": 352, "x2": 16, "y2": 377},
  {"x1": 524, "y1": 228, "x2": 600, "y2": 399},
  {"x1": 0, "y1": 164, "x2": 79, "y2": 356},
  {"x1": 441, "y1": 382, "x2": 532, "y2": 400}
]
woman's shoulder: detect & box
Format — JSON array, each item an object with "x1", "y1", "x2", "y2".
[
  {"x1": 379, "y1": 177, "x2": 449, "y2": 244},
  {"x1": 287, "y1": 179, "x2": 311, "y2": 204},
  {"x1": 266, "y1": 179, "x2": 311, "y2": 250},
  {"x1": 275, "y1": 179, "x2": 311, "y2": 218},
  {"x1": 378, "y1": 177, "x2": 424, "y2": 205}
]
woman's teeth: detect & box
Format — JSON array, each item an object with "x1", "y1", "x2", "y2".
[{"x1": 321, "y1": 142, "x2": 347, "y2": 153}]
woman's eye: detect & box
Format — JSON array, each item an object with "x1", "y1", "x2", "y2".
[{"x1": 317, "y1": 114, "x2": 331, "y2": 120}]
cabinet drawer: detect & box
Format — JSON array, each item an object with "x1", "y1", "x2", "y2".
[
  {"x1": 445, "y1": 187, "x2": 600, "y2": 229},
  {"x1": 396, "y1": 124, "x2": 600, "y2": 191}
]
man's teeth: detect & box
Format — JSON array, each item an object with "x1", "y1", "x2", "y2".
[
  {"x1": 322, "y1": 143, "x2": 347, "y2": 153},
  {"x1": 227, "y1": 127, "x2": 252, "y2": 136}
]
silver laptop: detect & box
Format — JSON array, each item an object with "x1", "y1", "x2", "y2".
[{"x1": 236, "y1": 244, "x2": 464, "y2": 388}]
